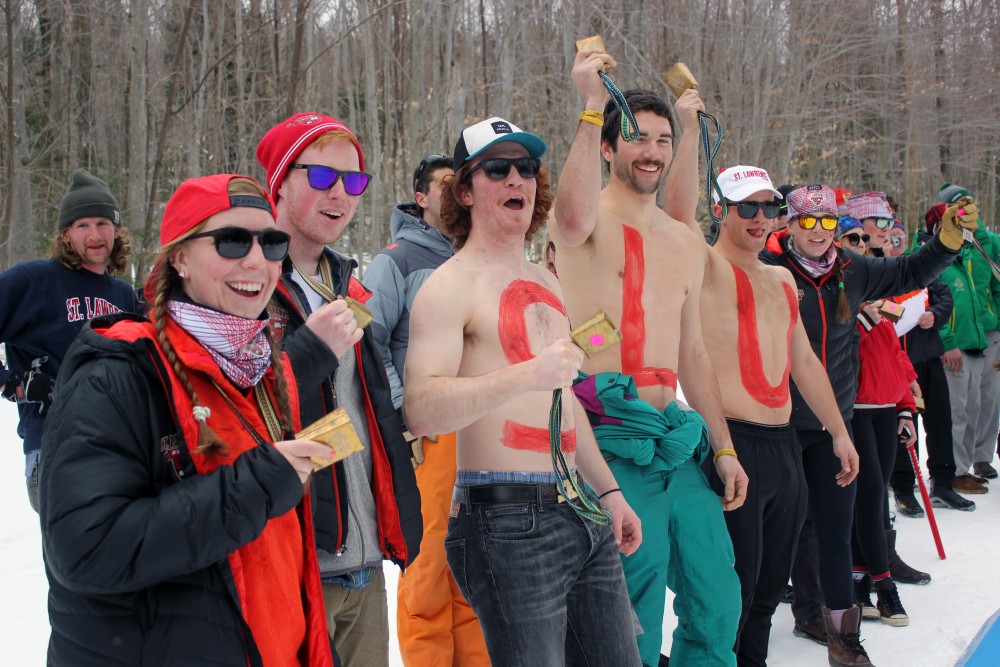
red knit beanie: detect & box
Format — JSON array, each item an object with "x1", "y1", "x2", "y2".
[{"x1": 255, "y1": 113, "x2": 365, "y2": 199}]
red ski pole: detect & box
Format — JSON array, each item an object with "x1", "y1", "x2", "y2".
[{"x1": 905, "y1": 434, "x2": 946, "y2": 560}]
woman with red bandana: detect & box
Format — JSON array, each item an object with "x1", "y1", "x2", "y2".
[
  {"x1": 761, "y1": 185, "x2": 972, "y2": 666},
  {"x1": 41, "y1": 175, "x2": 338, "y2": 666}
]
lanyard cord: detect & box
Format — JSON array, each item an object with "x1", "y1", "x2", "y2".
[
  {"x1": 292, "y1": 256, "x2": 339, "y2": 303},
  {"x1": 211, "y1": 379, "x2": 291, "y2": 444},
  {"x1": 598, "y1": 71, "x2": 639, "y2": 143},
  {"x1": 549, "y1": 389, "x2": 611, "y2": 525},
  {"x1": 699, "y1": 110, "x2": 727, "y2": 230}
]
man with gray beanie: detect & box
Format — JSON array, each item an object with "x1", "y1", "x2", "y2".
[{"x1": 0, "y1": 169, "x2": 138, "y2": 512}]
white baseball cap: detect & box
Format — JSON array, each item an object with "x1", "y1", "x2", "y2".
[
  {"x1": 714, "y1": 165, "x2": 782, "y2": 203},
  {"x1": 452, "y1": 117, "x2": 547, "y2": 170}
]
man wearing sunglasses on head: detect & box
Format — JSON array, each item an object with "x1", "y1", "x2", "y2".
[
  {"x1": 552, "y1": 47, "x2": 745, "y2": 667},
  {"x1": 844, "y1": 192, "x2": 896, "y2": 256},
  {"x1": 688, "y1": 166, "x2": 857, "y2": 666},
  {"x1": 256, "y1": 113, "x2": 422, "y2": 667},
  {"x1": 758, "y1": 184, "x2": 968, "y2": 665},
  {"x1": 403, "y1": 116, "x2": 643, "y2": 666},
  {"x1": 364, "y1": 153, "x2": 492, "y2": 666}
]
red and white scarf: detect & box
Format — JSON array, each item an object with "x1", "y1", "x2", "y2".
[{"x1": 166, "y1": 300, "x2": 271, "y2": 388}]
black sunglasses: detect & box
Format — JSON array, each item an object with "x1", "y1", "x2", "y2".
[
  {"x1": 841, "y1": 232, "x2": 871, "y2": 247},
  {"x1": 290, "y1": 163, "x2": 371, "y2": 196},
  {"x1": 727, "y1": 200, "x2": 781, "y2": 220},
  {"x1": 186, "y1": 227, "x2": 290, "y2": 261},
  {"x1": 463, "y1": 157, "x2": 541, "y2": 183},
  {"x1": 414, "y1": 153, "x2": 452, "y2": 192}
]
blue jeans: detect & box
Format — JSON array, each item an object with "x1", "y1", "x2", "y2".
[{"x1": 446, "y1": 492, "x2": 641, "y2": 666}]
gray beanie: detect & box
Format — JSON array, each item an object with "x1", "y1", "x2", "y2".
[
  {"x1": 938, "y1": 182, "x2": 971, "y2": 205},
  {"x1": 58, "y1": 169, "x2": 121, "y2": 229}
]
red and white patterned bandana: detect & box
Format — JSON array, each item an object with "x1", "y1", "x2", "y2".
[{"x1": 166, "y1": 300, "x2": 271, "y2": 388}]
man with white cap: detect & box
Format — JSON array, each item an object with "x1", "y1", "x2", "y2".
[
  {"x1": 403, "y1": 116, "x2": 643, "y2": 665},
  {"x1": 696, "y1": 165, "x2": 857, "y2": 666}
]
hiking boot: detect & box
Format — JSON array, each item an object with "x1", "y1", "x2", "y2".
[
  {"x1": 954, "y1": 474, "x2": 988, "y2": 494},
  {"x1": 822, "y1": 606, "x2": 872, "y2": 666},
  {"x1": 852, "y1": 574, "x2": 880, "y2": 620},
  {"x1": 893, "y1": 489, "x2": 925, "y2": 518},
  {"x1": 780, "y1": 583, "x2": 794, "y2": 604},
  {"x1": 874, "y1": 578, "x2": 909, "y2": 626},
  {"x1": 793, "y1": 613, "x2": 828, "y2": 646},
  {"x1": 973, "y1": 461, "x2": 998, "y2": 480},
  {"x1": 886, "y1": 528, "x2": 931, "y2": 585},
  {"x1": 929, "y1": 483, "x2": 976, "y2": 511}
]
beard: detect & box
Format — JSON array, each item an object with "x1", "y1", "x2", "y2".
[{"x1": 612, "y1": 156, "x2": 667, "y2": 195}]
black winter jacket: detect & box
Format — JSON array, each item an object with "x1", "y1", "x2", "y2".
[
  {"x1": 41, "y1": 314, "x2": 329, "y2": 666},
  {"x1": 900, "y1": 278, "x2": 953, "y2": 365},
  {"x1": 271, "y1": 248, "x2": 421, "y2": 568},
  {"x1": 761, "y1": 233, "x2": 957, "y2": 430}
]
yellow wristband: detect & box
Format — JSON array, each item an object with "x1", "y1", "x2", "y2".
[
  {"x1": 713, "y1": 448, "x2": 737, "y2": 463},
  {"x1": 579, "y1": 110, "x2": 604, "y2": 127}
]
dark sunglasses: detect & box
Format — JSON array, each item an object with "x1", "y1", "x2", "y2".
[
  {"x1": 797, "y1": 214, "x2": 839, "y2": 231},
  {"x1": 413, "y1": 153, "x2": 452, "y2": 191},
  {"x1": 290, "y1": 163, "x2": 371, "y2": 196},
  {"x1": 186, "y1": 227, "x2": 290, "y2": 261},
  {"x1": 728, "y1": 200, "x2": 782, "y2": 220},
  {"x1": 463, "y1": 157, "x2": 541, "y2": 183},
  {"x1": 869, "y1": 217, "x2": 893, "y2": 230},
  {"x1": 841, "y1": 232, "x2": 871, "y2": 247}
]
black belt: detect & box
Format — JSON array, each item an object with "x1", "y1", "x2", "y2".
[{"x1": 460, "y1": 483, "x2": 569, "y2": 506}]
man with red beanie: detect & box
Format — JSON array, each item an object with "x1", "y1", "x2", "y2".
[{"x1": 256, "y1": 113, "x2": 422, "y2": 667}]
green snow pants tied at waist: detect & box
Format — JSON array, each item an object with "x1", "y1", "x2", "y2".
[{"x1": 573, "y1": 372, "x2": 740, "y2": 667}]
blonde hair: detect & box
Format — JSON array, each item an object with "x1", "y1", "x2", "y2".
[{"x1": 151, "y1": 176, "x2": 292, "y2": 454}]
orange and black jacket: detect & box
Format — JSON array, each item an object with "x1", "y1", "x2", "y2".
[
  {"x1": 761, "y1": 231, "x2": 956, "y2": 431},
  {"x1": 272, "y1": 248, "x2": 421, "y2": 569},
  {"x1": 41, "y1": 313, "x2": 334, "y2": 666}
]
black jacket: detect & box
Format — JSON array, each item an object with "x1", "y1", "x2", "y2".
[
  {"x1": 761, "y1": 233, "x2": 957, "y2": 430},
  {"x1": 271, "y1": 248, "x2": 421, "y2": 568},
  {"x1": 40, "y1": 314, "x2": 328, "y2": 666},
  {"x1": 900, "y1": 278, "x2": 954, "y2": 365}
]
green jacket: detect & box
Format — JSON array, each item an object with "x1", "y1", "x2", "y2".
[{"x1": 914, "y1": 224, "x2": 1000, "y2": 351}]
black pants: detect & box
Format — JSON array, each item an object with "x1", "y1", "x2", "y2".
[
  {"x1": 789, "y1": 427, "x2": 858, "y2": 616},
  {"x1": 704, "y1": 420, "x2": 806, "y2": 667},
  {"x1": 891, "y1": 358, "x2": 956, "y2": 490},
  {"x1": 850, "y1": 408, "x2": 897, "y2": 576}
]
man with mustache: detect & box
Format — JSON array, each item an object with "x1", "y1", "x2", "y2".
[
  {"x1": 0, "y1": 169, "x2": 138, "y2": 513},
  {"x1": 550, "y1": 49, "x2": 746, "y2": 666}
]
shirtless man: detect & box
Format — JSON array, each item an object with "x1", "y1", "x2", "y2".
[
  {"x1": 693, "y1": 165, "x2": 858, "y2": 666},
  {"x1": 403, "y1": 117, "x2": 642, "y2": 666},
  {"x1": 550, "y1": 49, "x2": 747, "y2": 667}
]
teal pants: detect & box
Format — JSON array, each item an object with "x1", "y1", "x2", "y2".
[{"x1": 609, "y1": 456, "x2": 740, "y2": 667}]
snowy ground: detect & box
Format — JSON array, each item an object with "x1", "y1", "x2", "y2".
[{"x1": 2, "y1": 398, "x2": 997, "y2": 666}]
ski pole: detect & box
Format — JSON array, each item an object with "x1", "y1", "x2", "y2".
[{"x1": 904, "y1": 428, "x2": 946, "y2": 559}]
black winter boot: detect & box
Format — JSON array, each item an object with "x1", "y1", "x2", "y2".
[
  {"x1": 852, "y1": 574, "x2": 879, "y2": 620},
  {"x1": 886, "y1": 528, "x2": 931, "y2": 585}
]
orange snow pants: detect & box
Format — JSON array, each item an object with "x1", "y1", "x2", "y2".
[{"x1": 396, "y1": 432, "x2": 490, "y2": 667}]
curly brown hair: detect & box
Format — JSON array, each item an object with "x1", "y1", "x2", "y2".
[
  {"x1": 440, "y1": 162, "x2": 554, "y2": 250},
  {"x1": 49, "y1": 226, "x2": 133, "y2": 277}
]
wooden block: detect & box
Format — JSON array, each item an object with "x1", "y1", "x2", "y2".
[
  {"x1": 344, "y1": 296, "x2": 373, "y2": 329},
  {"x1": 879, "y1": 301, "x2": 905, "y2": 323},
  {"x1": 662, "y1": 62, "x2": 698, "y2": 98},
  {"x1": 570, "y1": 311, "x2": 622, "y2": 358},
  {"x1": 575, "y1": 35, "x2": 606, "y2": 53},
  {"x1": 297, "y1": 407, "x2": 364, "y2": 471}
]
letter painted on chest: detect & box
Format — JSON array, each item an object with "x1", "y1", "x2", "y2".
[
  {"x1": 497, "y1": 279, "x2": 576, "y2": 453},
  {"x1": 732, "y1": 264, "x2": 798, "y2": 408},
  {"x1": 620, "y1": 225, "x2": 677, "y2": 390}
]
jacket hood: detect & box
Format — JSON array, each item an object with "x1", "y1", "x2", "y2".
[
  {"x1": 390, "y1": 202, "x2": 453, "y2": 257},
  {"x1": 60, "y1": 313, "x2": 161, "y2": 387}
]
